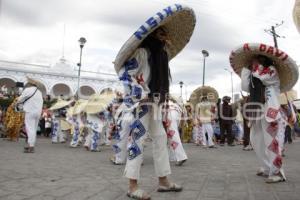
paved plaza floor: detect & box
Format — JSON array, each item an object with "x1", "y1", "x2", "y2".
[{"x1": 0, "y1": 137, "x2": 300, "y2": 200}]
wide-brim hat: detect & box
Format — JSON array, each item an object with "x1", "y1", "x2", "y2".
[
  {"x1": 49, "y1": 99, "x2": 73, "y2": 111},
  {"x1": 279, "y1": 90, "x2": 297, "y2": 105},
  {"x1": 293, "y1": 0, "x2": 300, "y2": 33},
  {"x1": 229, "y1": 43, "x2": 299, "y2": 92},
  {"x1": 68, "y1": 99, "x2": 88, "y2": 115},
  {"x1": 26, "y1": 76, "x2": 44, "y2": 89},
  {"x1": 84, "y1": 93, "x2": 116, "y2": 114},
  {"x1": 114, "y1": 4, "x2": 196, "y2": 73},
  {"x1": 189, "y1": 86, "x2": 219, "y2": 105}
]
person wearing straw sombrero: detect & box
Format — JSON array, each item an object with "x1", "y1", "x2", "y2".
[
  {"x1": 229, "y1": 43, "x2": 299, "y2": 183},
  {"x1": 16, "y1": 77, "x2": 43, "y2": 153},
  {"x1": 49, "y1": 99, "x2": 73, "y2": 144},
  {"x1": 114, "y1": 4, "x2": 195, "y2": 199}
]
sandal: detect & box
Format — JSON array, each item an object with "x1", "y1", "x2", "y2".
[
  {"x1": 157, "y1": 182, "x2": 182, "y2": 192},
  {"x1": 175, "y1": 159, "x2": 187, "y2": 166},
  {"x1": 127, "y1": 189, "x2": 151, "y2": 200},
  {"x1": 110, "y1": 156, "x2": 123, "y2": 165},
  {"x1": 265, "y1": 175, "x2": 286, "y2": 183},
  {"x1": 24, "y1": 147, "x2": 35, "y2": 153}
]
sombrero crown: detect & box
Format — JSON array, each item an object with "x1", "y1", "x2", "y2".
[
  {"x1": 114, "y1": 4, "x2": 196, "y2": 73},
  {"x1": 229, "y1": 43, "x2": 299, "y2": 92}
]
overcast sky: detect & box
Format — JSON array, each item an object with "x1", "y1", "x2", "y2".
[{"x1": 0, "y1": 0, "x2": 300, "y2": 100}]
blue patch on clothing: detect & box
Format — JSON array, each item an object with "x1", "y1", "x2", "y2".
[
  {"x1": 124, "y1": 58, "x2": 138, "y2": 71},
  {"x1": 128, "y1": 142, "x2": 141, "y2": 160},
  {"x1": 112, "y1": 144, "x2": 121, "y2": 154},
  {"x1": 138, "y1": 105, "x2": 149, "y2": 119},
  {"x1": 130, "y1": 119, "x2": 146, "y2": 141},
  {"x1": 131, "y1": 85, "x2": 142, "y2": 99}
]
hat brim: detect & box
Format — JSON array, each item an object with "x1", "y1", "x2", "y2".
[
  {"x1": 229, "y1": 43, "x2": 299, "y2": 92},
  {"x1": 49, "y1": 100, "x2": 73, "y2": 110},
  {"x1": 84, "y1": 93, "x2": 116, "y2": 114},
  {"x1": 114, "y1": 4, "x2": 196, "y2": 73},
  {"x1": 293, "y1": 0, "x2": 300, "y2": 33},
  {"x1": 189, "y1": 86, "x2": 219, "y2": 105}
]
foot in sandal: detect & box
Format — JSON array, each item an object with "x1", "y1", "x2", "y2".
[{"x1": 127, "y1": 189, "x2": 151, "y2": 200}]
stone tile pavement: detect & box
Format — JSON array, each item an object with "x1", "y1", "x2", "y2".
[{"x1": 0, "y1": 137, "x2": 300, "y2": 200}]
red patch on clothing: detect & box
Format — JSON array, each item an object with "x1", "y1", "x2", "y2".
[
  {"x1": 267, "y1": 122, "x2": 278, "y2": 138},
  {"x1": 268, "y1": 138, "x2": 279, "y2": 154},
  {"x1": 266, "y1": 108, "x2": 279, "y2": 120},
  {"x1": 171, "y1": 141, "x2": 179, "y2": 150},
  {"x1": 259, "y1": 67, "x2": 274, "y2": 76},
  {"x1": 163, "y1": 120, "x2": 171, "y2": 129},
  {"x1": 273, "y1": 155, "x2": 282, "y2": 169},
  {"x1": 135, "y1": 73, "x2": 144, "y2": 84},
  {"x1": 167, "y1": 130, "x2": 175, "y2": 138}
]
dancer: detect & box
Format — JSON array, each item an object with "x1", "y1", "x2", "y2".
[
  {"x1": 230, "y1": 43, "x2": 299, "y2": 183},
  {"x1": 16, "y1": 77, "x2": 43, "y2": 153},
  {"x1": 114, "y1": 4, "x2": 195, "y2": 199}
]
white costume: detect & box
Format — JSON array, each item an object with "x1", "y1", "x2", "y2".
[
  {"x1": 69, "y1": 114, "x2": 85, "y2": 147},
  {"x1": 241, "y1": 66, "x2": 286, "y2": 177},
  {"x1": 51, "y1": 110, "x2": 68, "y2": 143},
  {"x1": 119, "y1": 48, "x2": 171, "y2": 180},
  {"x1": 195, "y1": 101, "x2": 215, "y2": 147},
  {"x1": 17, "y1": 86, "x2": 43, "y2": 147},
  {"x1": 164, "y1": 101, "x2": 188, "y2": 162},
  {"x1": 85, "y1": 113, "x2": 106, "y2": 151},
  {"x1": 235, "y1": 108, "x2": 244, "y2": 142},
  {"x1": 111, "y1": 104, "x2": 134, "y2": 164}
]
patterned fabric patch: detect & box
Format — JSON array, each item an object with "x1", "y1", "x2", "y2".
[
  {"x1": 163, "y1": 119, "x2": 171, "y2": 129},
  {"x1": 131, "y1": 85, "x2": 142, "y2": 100},
  {"x1": 124, "y1": 58, "x2": 138, "y2": 71},
  {"x1": 268, "y1": 138, "x2": 279, "y2": 154},
  {"x1": 138, "y1": 105, "x2": 149, "y2": 119},
  {"x1": 171, "y1": 141, "x2": 179, "y2": 150},
  {"x1": 266, "y1": 122, "x2": 278, "y2": 138},
  {"x1": 167, "y1": 130, "x2": 175, "y2": 139},
  {"x1": 128, "y1": 142, "x2": 141, "y2": 160},
  {"x1": 130, "y1": 120, "x2": 146, "y2": 141},
  {"x1": 273, "y1": 155, "x2": 282, "y2": 169},
  {"x1": 266, "y1": 108, "x2": 279, "y2": 120},
  {"x1": 112, "y1": 144, "x2": 121, "y2": 154}
]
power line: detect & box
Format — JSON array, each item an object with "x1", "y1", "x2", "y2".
[{"x1": 264, "y1": 21, "x2": 285, "y2": 48}]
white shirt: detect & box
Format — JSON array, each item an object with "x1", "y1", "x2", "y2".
[{"x1": 17, "y1": 86, "x2": 43, "y2": 115}]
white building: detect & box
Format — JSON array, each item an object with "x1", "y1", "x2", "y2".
[{"x1": 0, "y1": 58, "x2": 119, "y2": 99}]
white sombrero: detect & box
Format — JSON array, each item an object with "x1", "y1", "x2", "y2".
[
  {"x1": 67, "y1": 99, "x2": 88, "y2": 115},
  {"x1": 49, "y1": 99, "x2": 74, "y2": 111},
  {"x1": 279, "y1": 90, "x2": 298, "y2": 105},
  {"x1": 189, "y1": 86, "x2": 219, "y2": 105},
  {"x1": 114, "y1": 4, "x2": 196, "y2": 73},
  {"x1": 293, "y1": 0, "x2": 300, "y2": 33},
  {"x1": 229, "y1": 43, "x2": 299, "y2": 92},
  {"x1": 84, "y1": 93, "x2": 116, "y2": 114}
]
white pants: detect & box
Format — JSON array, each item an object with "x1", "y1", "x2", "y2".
[
  {"x1": 202, "y1": 123, "x2": 214, "y2": 146},
  {"x1": 250, "y1": 117, "x2": 285, "y2": 177},
  {"x1": 70, "y1": 121, "x2": 83, "y2": 147},
  {"x1": 84, "y1": 131, "x2": 92, "y2": 148},
  {"x1": 113, "y1": 112, "x2": 132, "y2": 164},
  {"x1": 25, "y1": 112, "x2": 40, "y2": 147},
  {"x1": 236, "y1": 122, "x2": 244, "y2": 141},
  {"x1": 167, "y1": 110, "x2": 187, "y2": 162},
  {"x1": 124, "y1": 106, "x2": 171, "y2": 180},
  {"x1": 52, "y1": 119, "x2": 66, "y2": 143},
  {"x1": 90, "y1": 129, "x2": 101, "y2": 151}
]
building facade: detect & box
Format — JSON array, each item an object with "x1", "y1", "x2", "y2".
[{"x1": 0, "y1": 58, "x2": 119, "y2": 99}]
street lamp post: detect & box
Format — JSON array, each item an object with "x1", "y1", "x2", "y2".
[
  {"x1": 224, "y1": 68, "x2": 234, "y2": 101},
  {"x1": 179, "y1": 81, "x2": 184, "y2": 98},
  {"x1": 201, "y1": 50, "x2": 209, "y2": 86},
  {"x1": 77, "y1": 37, "x2": 87, "y2": 99}
]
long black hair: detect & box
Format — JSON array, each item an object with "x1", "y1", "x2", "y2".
[{"x1": 140, "y1": 29, "x2": 171, "y2": 102}]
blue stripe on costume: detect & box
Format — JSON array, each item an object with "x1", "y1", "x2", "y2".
[
  {"x1": 130, "y1": 119, "x2": 146, "y2": 141},
  {"x1": 139, "y1": 105, "x2": 149, "y2": 118},
  {"x1": 128, "y1": 142, "x2": 141, "y2": 160},
  {"x1": 113, "y1": 144, "x2": 121, "y2": 154}
]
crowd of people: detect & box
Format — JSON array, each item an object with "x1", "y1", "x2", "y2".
[{"x1": 1, "y1": 3, "x2": 300, "y2": 200}]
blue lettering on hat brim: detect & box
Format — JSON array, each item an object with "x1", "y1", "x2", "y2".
[{"x1": 134, "y1": 4, "x2": 183, "y2": 40}]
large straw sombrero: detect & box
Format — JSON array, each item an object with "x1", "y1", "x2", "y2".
[
  {"x1": 84, "y1": 93, "x2": 116, "y2": 114},
  {"x1": 229, "y1": 43, "x2": 299, "y2": 92},
  {"x1": 293, "y1": 0, "x2": 300, "y2": 33},
  {"x1": 49, "y1": 99, "x2": 73, "y2": 111},
  {"x1": 26, "y1": 76, "x2": 44, "y2": 89},
  {"x1": 68, "y1": 99, "x2": 88, "y2": 115},
  {"x1": 114, "y1": 4, "x2": 196, "y2": 73},
  {"x1": 279, "y1": 90, "x2": 298, "y2": 105},
  {"x1": 189, "y1": 86, "x2": 219, "y2": 105}
]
